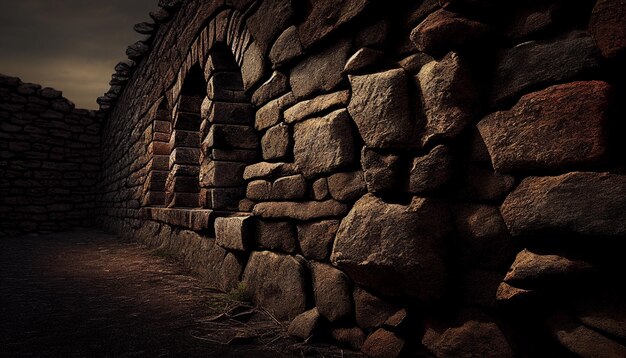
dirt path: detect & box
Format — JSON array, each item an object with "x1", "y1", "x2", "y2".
[{"x1": 0, "y1": 229, "x2": 359, "y2": 357}]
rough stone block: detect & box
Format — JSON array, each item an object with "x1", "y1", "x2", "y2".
[
  {"x1": 348, "y1": 68, "x2": 419, "y2": 149},
  {"x1": 293, "y1": 109, "x2": 355, "y2": 178},
  {"x1": 327, "y1": 171, "x2": 366, "y2": 202},
  {"x1": 409, "y1": 145, "x2": 452, "y2": 193},
  {"x1": 253, "y1": 200, "x2": 349, "y2": 221},
  {"x1": 361, "y1": 148, "x2": 401, "y2": 193},
  {"x1": 297, "y1": 220, "x2": 339, "y2": 260},
  {"x1": 478, "y1": 81, "x2": 610, "y2": 173},
  {"x1": 255, "y1": 219, "x2": 297, "y2": 253},
  {"x1": 311, "y1": 262, "x2": 353, "y2": 322},
  {"x1": 270, "y1": 174, "x2": 306, "y2": 200},
  {"x1": 201, "y1": 99, "x2": 253, "y2": 125},
  {"x1": 199, "y1": 160, "x2": 245, "y2": 188},
  {"x1": 215, "y1": 215, "x2": 252, "y2": 251},
  {"x1": 261, "y1": 123, "x2": 290, "y2": 160},
  {"x1": 203, "y1": 124, "x2": 258, "y2": 150}
]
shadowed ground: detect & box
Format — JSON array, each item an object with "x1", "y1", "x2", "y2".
[{"x1": 0, "y1": 229, "x2": 358, "y2": 357}]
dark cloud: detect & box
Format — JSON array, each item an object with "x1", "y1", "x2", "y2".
[{"x1": 0, "y1": 0, "x2": 156, "y2": 109}]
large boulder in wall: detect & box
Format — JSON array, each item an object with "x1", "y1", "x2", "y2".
[
  {"x1": 331, "y1": 194, "x2": 450, "y2": 301},
  {"x1": 242, "y1": 251, "x2": 308, "y2": 321}
]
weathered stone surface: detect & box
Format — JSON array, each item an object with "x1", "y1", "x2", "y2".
[
  {"x1": 204, "y1": 124, "x2": 258, "y2": 150},
  {"x1": 410, "y1": 9, "x2": 489, "y2": 56},
  {"x1": 409, "y1": 145, "x2": 452, "y2": 193},
  {"x1": 251, "y1": 71, "x2": 288, "y2": 106},
  {"x1": 484, "y1": 81, "x2": 612, "y2": 171},
  {"x1": 398, "y1": 52, "x2": 435, "y2": 74},
  {"x1": 296, "y1": 0, "x2": 369, "y2": 48},
  {"x1": 271, "y1": 174, "x2": 306, "y2": 200},
  {"x1": 385, "y1": 309, "x2": 409, "y2": 329},
  {"x1": 331, "y1": 327, "x2": 366, "y2": 350},
  {"x1": 362, "y1": 328, "x2": 405, "y2": 358},
  {"x1": 361, "y1": 148, "x2": 401, "y2": 193},
  {"x1": 255, "y1": 219, "x2": 297, "y2": 253},
  {"x1": 126, "y1": 41, "x2": 150, "y2": 59},
  {"x1": 504, "y1": 249, "x2": 594, "y2": 287},
  {"x1": 201, "y1": 99, "x2": 253, "y2": 125},
  {"x1": 214, "y1": 216, "x2": 252, "y2": 251},
  {"x1": 311, "y1": 262, "x2": 352, "y2": 322},
  {"x1": 255, "y1": 92, "x2": 296, "y2": 131},
  {"x1": 253, "y1": 200, "x2": 349, "y2": 221},
  {"x1": 418, "y1": 52, "x2": 476, "y2": 146},
  {"x1": 288, "y1": 308, "x2": 321, "y2": 340},
  {"x1": 246, "y1": 180, "x2": 271, "y2": 201},
  {"x1": 547, "y1": 313, "x2": 626, "y2": 357},
  {"x1": 312, "y1": 178, "x2": 329, "y2": 201},
  {"x1": 327, "y1": 171, "x2": 366, "y2": 202},
  {"x1": 242, "y1": 251, "x2": 307, "y2": 321},
  {"x1": 290, "y1": 39, "x2": 351, "y2": 99},
  {"x1": 245, "y1": 0, "x2": 293, "y2": 55},
  {"x1": 284, "y1": 90, "x2": 350, "y2": 124},
  {"x1": 353, "y1": 287, "x2": 399, "y2": 329},
  {"x1": 501, "y1": 172, "x2": 626, "y2": 237},
  {"x1": 293, "y1": 109, "x2": 355, "y2": 178},
  {"x1": 343, "y1": 48, "x2": 385, "y2": 74},
  {"x1": 199, "y1": 160, "x2": 245, "y2": 188},
  {"x1": 573, "y1": 289, "x2": 626, "y2": 341},
  {"x1": 490, "y1": 32, "x2": 601, "y2": 104},
  {"x1": 496, "y1": 282, "x2": 536, "y2": 304},
  {"x1": 453, "y1": 204, "x2": 513, "y2": 270},
  {"x1": 348, "y1": 69, "x2": 419, "y2": 149},
  {"x1": 242, "y1": 162, "x2": 298, "y2": 181},
  {"x1": 240, "y1": 42, "x2": 266, "y2": 91},
  {"x1": 297, "y1": 220, "x2": 339, "y2": 261},
  {"x1": 261, "y1": 123, "x2": 290, "y2": 160},
  {"x1": 590, "y1": 0, "x2": 626, "y2": 60},
  {"x1": 332, "y1": 194, "x2": 449, "y2": 300},
  {"x1": 422, "y1": 312, "x2": 515, "y2": 358},
  {"x1": 269, "y1": 26, "x2": 304, "y2": 67}
]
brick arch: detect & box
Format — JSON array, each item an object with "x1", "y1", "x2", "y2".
[{"x1": 160, "y1": 8, "x2": 264, "y2": 211}]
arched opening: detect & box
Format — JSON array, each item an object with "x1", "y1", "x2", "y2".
[
  {"x1": 165, "y1": 64, "x2": 206, "y2": 208},
  {"x1": 143, "y1": 98, "x2": 172, "y2": 207},
  {"x1": 199, "y1": 43, "x2": 258, "y2": 212}
]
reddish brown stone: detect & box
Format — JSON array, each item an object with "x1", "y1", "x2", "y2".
[
  {"x1": 478, "y1": 81, "x2": 611, "y2": 173},
  {"x1": 589, "y1": 0, "x2": 626, "y2": 60},
  {"x1": 362, "y1": 328, "x2": 405, "y2": 358}
]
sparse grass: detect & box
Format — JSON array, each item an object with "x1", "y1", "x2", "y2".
[{"x1": 227, "y1": 282, "x2": 250, "y2": 302}]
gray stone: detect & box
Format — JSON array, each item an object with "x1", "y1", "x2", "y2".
[
  {"x1": 353, "y1": 287, "x2": 399, "y2": 329},
  {"x1": 288, "y1": 308, "x2": 321, "y2": 340},
  {"x1": 242, "y1": 251, "x2": 307, "y2": 321},
  {"x1": 327, "y1": 171, "x2": 366, "y2": 202},
  {"x1": 255, "y1": 92, "x2": 296, "y2": 131},
  {"x1": 297, "y1": 220, "x2": 339, "y2": 260},
  {"x1": 290, "y1": 38, "x2": 351, "y2": 99},
  {"x1": 501, "y1": 172, "x2": 626, "y2": 237},
  {"x1": 253, "y1": 200, "x2": 349, "y2": 221},
  {"x1": 504, "y1": 249, "x2": 594, "y2": 287},
  {"x1": 271, "y1": 174, "x2": 306, "y2": 200},
  {"x1": 418, "y1": 52, "x2": 476, "y2": 146},
  {"x1": 332, "y1": 194, "x2": 450, "y2": 300},
  {"x1": 348, "y1": 68, "x2": 419, "y2": 149},
  {"x1": 361, "y1": 148, "x2": 401, "y2": 193},
  {"x1": 311, "y1": 262, "x2": 352, "y2": 322},
  {"x1": 284, "y1": 90, "x2": 350, "y2": 124},
  {"x1": 293, "y1": 109, "x2": 355, "y2": 178},
  {"x1": 409, "y1": 145, "x2": 452, "y2": 193},
  {"x1": 410, "y1": 9, "x2": 490, "y2": 56},
  {"x1": 251, "y1": 71, "x2": 289, "y2": 106},
  {"x1": 269, "y1": 26, "x2": 304, "y2": 67},
  {"x1": 255, "y1": 219, "x2": 297, "y2": 253},
  {"x1": 478, "y1": 81, "x2": 610, "y2": 173},
  {"x1": 490, "y1": 31, "x2": 601, "y2": 105},
  {"x1": 214, "y1": 216, "x2": 252, "y2": 251}
]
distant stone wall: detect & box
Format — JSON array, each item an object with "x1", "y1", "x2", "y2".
[
  {"x1": 97, "y1": 0, "x2": 626, "y2": 357},
  {"x1": 0, "y1": 75, "x2": 101, "y2": 237}
]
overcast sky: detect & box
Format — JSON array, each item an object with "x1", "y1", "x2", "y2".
[{"x1": 0, "y1": 0, "x2": 156, "y2": 109}]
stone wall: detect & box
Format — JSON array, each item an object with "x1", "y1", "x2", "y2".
[
  {"x1": 0, "y1": 75, "x2": 101, "y2": 237},
  {"x1": 96, "y1": 0, "x2": 626, "y2": 356}
]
